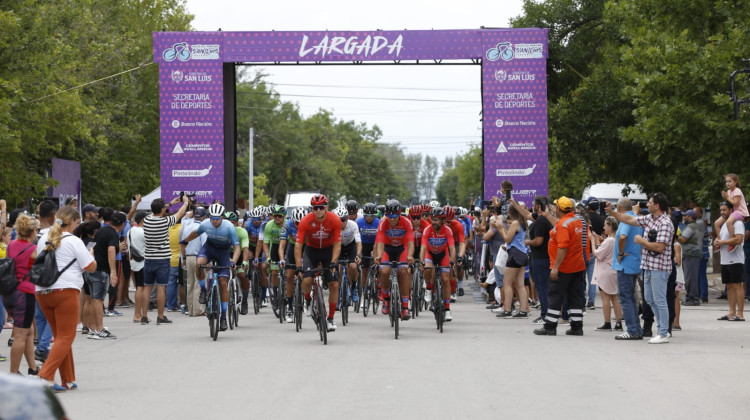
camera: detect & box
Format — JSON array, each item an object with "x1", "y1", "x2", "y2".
[{"x1": 647, "y1": 229, "x2": 657, "y2": 242}]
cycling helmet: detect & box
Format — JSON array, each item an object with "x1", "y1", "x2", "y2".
[
  {"x1": 264, "y1": 206, "x2": 273, "y2": 216},
  {"x1": 334, "y1": 207, "x2": 348, "y2": 218},
  {"x1": 431, "y1": 207, "x2": 446, "y2": 218},
  {"x1": 362, "y1": 203, "x2": 377, "y2": 216},
  {"x1": 208, "y1": 203, "x2": 225, "y2": 217},
  {"x1": 385, "y1": 199, "x2": 401, "y2": 215},
  {"x1": 270, "y1": 204, "x2": 286, "y2": 215},
  {"x1": 376, "y1": 204, "x2": 385, "y2": 214},
  {"x1": 292, "y1": 206, "x2": 308, "y2": 223},
  {"x1": 310, "y1": 194, "x2": 328, "y2": 206},
  {"x1": 421, "y1": 204, "x2": 432, "y2": 215},
  {"x1": 443, "y1": 205, "x2": 456, "y2": 220},
  {"x1": 224, "y1": 211, "x2": 238, "y2": 222},
  {"x1": 345, "y1": 200, "x2": 359, "y2": 212},
  {"x1": 429, "y1": 200, "x2": 441, "y2": 209},
  {"x1": 409, "y1": 204, "x2": 422, "y2": 216},
  {"x1": 458, "y1": 207, "x2": 469, "y2": 217},
  {"x1": 250, "y1": 207, "x2": 263, "y2": 219}
]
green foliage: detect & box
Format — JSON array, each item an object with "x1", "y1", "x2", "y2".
[{"x1": 435, "y1": 146, "x2": 481, "y2": 207}]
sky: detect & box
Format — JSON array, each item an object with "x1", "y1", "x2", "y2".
[{"x1": 184, "y1": 0, "x2": 526, "y2": 165}]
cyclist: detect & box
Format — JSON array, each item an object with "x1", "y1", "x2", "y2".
[
  {"x1": 421, "y1": 203, "x2": 432, "y2": 224},
  {"x1": 182, "y1": 203, "x2": 240, "y2": 332},
  {"x1": 345, "y1": 199, "x2": 359, "y2": 222},
  {"x1": 409, "y1": 204, "x2": 430, "y2": 264},
  {"x1": 334, "y1": 207, "x2": 362, "y2": 303},
  {"x1": 294, "y1": 194, "x2": 341, "y2": 332},
  {"x1": 225, "y1": 211, "x2": 251, "y2": 315},
  {"x1": 374, "y1": 199, "x2": 415, "y2": 320},
  {"x1": 279, "y1": 206, "x2": 308, "y2": 323},
  {"x1": 263, "y1": 204, "x2": 287, "y2": 318},
  {"x1": 420, "y1": 206, "x2": 457, "y2": 321},
  {"x1": 444, "y1": 206, "x2": 466, "y2": 302},
  {"x1": 357, "y1": 203, "x2": 380, "y2": 296},
  {"x1": 245, "y1": 207, "x2": 268, "y2": 306},
  {"x1": 457, "y1": 207, "x2": 473, "y2": 296}
]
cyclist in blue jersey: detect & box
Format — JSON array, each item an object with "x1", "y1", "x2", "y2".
[
  {"x1": 182, "y1": 203, "x2": 240, "y2": 331},
  {"x1": 278, "y1": 206, "x2": 307, "y2": 322},
  {"x1": 357, "y1": 203, "x2": 380, "y2": 296}
]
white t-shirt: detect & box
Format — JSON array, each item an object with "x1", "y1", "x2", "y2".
[
  {"x1": 35, "y1": 232, "x2": 95, "y2": 291},
  {"x1": 128, "y1": 226, "x2": 146, "y2": 272},
  {"x1": 719, "y1": 220, "x2": 745, "y2": 265},
  {"x1": 341, "y1": 220, "x2": 361, "y2": 246}
]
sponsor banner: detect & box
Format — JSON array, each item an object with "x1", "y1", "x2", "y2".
[
  {"x1": 482, "y1": 29, "x2": 548, "y2": 200},
  {"x1": 155, "y1": 32, "x2": 224, "y2": 205}
]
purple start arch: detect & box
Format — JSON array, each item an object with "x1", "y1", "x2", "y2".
[{"x1": 153, "y1": 29, "x2": 548, "y2": 207}]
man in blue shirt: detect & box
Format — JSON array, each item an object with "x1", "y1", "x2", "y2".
[{"x1": 612, "y1": 198, "x2": 644, "y2": 340}]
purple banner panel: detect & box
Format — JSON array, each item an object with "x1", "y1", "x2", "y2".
[
  {"x1": 154, "y1": 32, "x2": 225, "y2": 205},
  {"x1": 222, "y1": 30, "x2": 484, "y2": 62},
  {"x1": 51, "y1": 158, "x2": 81, "y2": 205},
  {"x1": 482, "y1": 29, "x2": 548, "y2": 203}
]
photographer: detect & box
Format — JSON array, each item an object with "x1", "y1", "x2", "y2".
[{"x1": 605, "y1": 193, "x2": 675, "y2": 344}]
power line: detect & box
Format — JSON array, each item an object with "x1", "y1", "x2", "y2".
[
  {"x1": 236, "y1": 91, "x2": 479, "y2": 103},
  {"x1": 266, "y1": 81, "x2": 476, "y2": 92}
]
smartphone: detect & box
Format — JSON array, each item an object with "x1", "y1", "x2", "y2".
[
  {"x1": 505, "y1": 189, "x2": 511, "y2": 201},
  {"x1": 86, "y1": 242, "x2": 96, "y2": 250}
]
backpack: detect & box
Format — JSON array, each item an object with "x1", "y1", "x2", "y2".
[
  {"x1": 29, "y1": 237, "x2": 76, "y2": 288},
  {"x1": 0, "y1": 244, "x2": 34, "y2": 295}
]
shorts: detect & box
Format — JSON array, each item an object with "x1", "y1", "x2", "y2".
[
  {"x1": 413, "y1": 245, "x2": 421, "y2": 260},
  {"x1": 506, "y1": 247, "x2": 529, "y2": 268},
  {"x1": 144, "y1": 258, "x2": 170, "y2": 286},
  {"x1": 132, "y1": 269, "x2": 144, "y2": 287},
  {"x1": 361, "y1": 243, "x2": 375, "y2": 268},
  {"x1": 339, "y1": 241, "x2": 358, "y2": 263},
  {"x1": 721, "y1": 263, "x2": 745, "y2": 284},
  {"x1": 425, "y1": 251, "x2": 451, "y2": 273},
  {"x1": 730, "y1": 210, "x2": 745, "y2": 222},
  {"x1": 284, "y1": 243, "x2": 297, "y2": 269},
  {"x1": 301, "y1": 246, "x2": 335, "y2": 283},
  {"x1": 266, "y1": 243, "x2": 280, "y2": 271},
  {"x1": 84, "y1": 271, "x2": 109, "y2": 300},
  {"x1": 380, "y1": 244, "x2": 408, "y2": 268},
  {"x1": 2, "y1": 290, "x2": 36, "y2": 329},
  {"x1": 197, "y1": 244, "x2": 231, "y2": 278}
]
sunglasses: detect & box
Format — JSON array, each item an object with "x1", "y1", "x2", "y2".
[
  {"x1": 251, "y1": 217, "x2": 261, "y2": 221},
  {"x1": 410, "y1": 215, "x2": 420, "y2": 220},
  {"x1": 210, "y1": 216, "x2": 221, "y2": 221},
  {"x1": 312, "y1": 206, "x2": 326, "y2": 211},
  {"x1": 340, "y1": 217, "x2": 348, "y2": 223},
  {"x1": 386, "y1": 214, "x2": 399, "y2": 219},
  {"x1": 348, "y1": 210, "x2": 358, "y2": 215},
  {"x1": 273, "y1": 214, "x2": 284, "y2": 218}
]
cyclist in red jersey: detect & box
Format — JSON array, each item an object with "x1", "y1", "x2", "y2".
[
  {"x1": 420, "y1": 207, "x2": 456, "y2": 321},
  {"x1": 444, "y1": 206, "x2": 466, "y2": 302},
  {"x1": 374, "y1": 199, "x2": 415, "y2": 320},
  {"x1": 409, "y1": 204, "x2": 430, "y2": 262},
  {"x1": 294, "y1": 194, "x2": 341, "y2": 332}
]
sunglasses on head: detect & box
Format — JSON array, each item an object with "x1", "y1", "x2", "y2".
[{"x1": 312, "y1": 206, "x2": 326, "y2": 211}]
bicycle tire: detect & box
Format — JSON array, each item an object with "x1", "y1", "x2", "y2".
[
  {"x1": 211, "y1": 283, "x2": 220, "y2": 341},
  {"x1": 434, "y1": 277, "x2": 442, "y2": 331},
  {"x1": 316, "y1": 284, "x2": 327, "y2": 345},
  {"x1": 362, "y1": 272, "x2": 370, "y2": 318},
  {"x1": 341, "y1": 274, "x2": 348, "y2": 327},
  {"x1": 354, "y1": 266, "x2": 362, "y2": 313},
  {"x1": 411, "y1": 268, "x2": 420, "y2": 318},
  {"x1": 233, "y1": 277, "x2": 240, "y2": 327},
  {"x1": 228, "y1": 279, "x2": 236, "y2": 330},
  {"x1": 277, "y1": 274, "x2": 285, "y2": 324},
  {"x1": 391, "y1": 273, "x2": 400, "y2": 339},
  {"x1": 251, "y1": 269, "x2": 260, "y2": 315},
  {"x1": 294, "y1": 278, "x2": 302, "y2": 332}
]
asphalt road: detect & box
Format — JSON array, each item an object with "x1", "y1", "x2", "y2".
[{"x1": 28, "y1": 282, "x2": 750, "y2": 419}]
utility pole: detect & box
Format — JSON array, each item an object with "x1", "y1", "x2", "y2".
[{"x1": 248, "y1": 127, "x2": 254, "y2": 210}]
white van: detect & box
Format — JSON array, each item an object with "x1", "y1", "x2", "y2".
[{"x1": 581, "y1": 183, "x2": 647, "y2": 206}]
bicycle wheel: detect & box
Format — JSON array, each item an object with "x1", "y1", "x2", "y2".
[
  {"x1": 391, "y1": 275, "x2": 400, "y2": 340},
  {"x1": 294, "y1": 278, "x2": 302, "y2": 332},
  {"x1": 411, "y1": 269, "x2": 420, "y2": 318},
  {"x1": 211, "y1": 284, "x2": 220, "y2": 341},
  {"x1": 362, "y1": 272, "x2": 370, "y2": 317},
  {"x1": 233, "y1": 278, "x2": 240, "y2": 327},
  {"x1": 277, "y1": 274, "x2": 285, "y2": 324},
  {"x1": 354, "y1": 266, "x2": 363, "y2": 313},
  {"x1": 251, "y1": 269, "x2": 260, "y2": 315},
  {"x1": 434, "y1": 278, "x2": 442, "y2": 331},
  {"x1": 228, "y1": 279, "x2": 236, "y2": 330},
  {"x1": 316, "y1": 284, "x2": 327, "y2": 345},
  {"x1": 340, "y1": 275, "x2": 348, "y2": 327}
]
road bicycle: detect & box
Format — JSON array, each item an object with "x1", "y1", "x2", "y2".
[
  {"x1": 298, "y1": 266, "x2": 335, "y2": 345},
  {"x1": 411, "y1": 260, "x2": 426, "y2": 318},
  {"x1": 423, "y1": 264, "x2": 453, "y2": 334},
  {"x1": 337, "y1": 259, "x2": 358, "y2": 326},
  {"x1": 227, "y1": 265, "x2": 240, "y2": 329},
  {"x1": 381, "y1": 261, "x2": 407, "y2": 340},
  {"x1": 250, "y1": 262, "x2": 261, "y2": 315},
  {"x1": 361, "y1": 258, "x2": 379, "y2": 317},
  {"x1": 198, "y1": 262, "x2": 234, "y2": 341}
]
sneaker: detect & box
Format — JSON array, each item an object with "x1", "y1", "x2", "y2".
[
  {"x1": 199, "y1": 290, "x2": 207, "y2": 304},
  {"x1": 220, "y1": 318, "x2": 228, "y2": 331},
  {"x1": 304, "y1": 299, "x2": 311, "y2": 317},
  {"x1": 534, "y1": 327, "x2": 556, "y2": 336},
  {"x1": 166, "y1": 307, "x2": 179, "y2": 312},
  {"x1": 491, "y1": 307, "x2": 507, "y2": 313},
  {"x1": 401, "y1": 308, "x2": 411, "y2": 321},
  {"x1": 351, "y1": 288, "x2": 359, "y2": 303},
  {"x1": 95, "y1": 328, "x2": 117, "y2": 339},
  {"x1": 531, "y1": 316, "x2": 545, "y2": 324},
  {"x1": 112, "y1": 310, "x2": 124, "y2": 316},
  {"x1": 62, "y1": 382, "x2": 78, "y2": 391},
  {"x1": 595, "y1": 323, "x2": 612, "y2": 331},
  {"x1": 486, "y1": 303, "x2": 501, "y2": 310},
  {"x1": 614, "y1": 321, "x2": 623, "y2": 331},
  {"x1": 0, "y1": 354, "x2": 6, "y2": 362},
  {"x1": 450, "y1": 293, "x2": 457, "y2": 303},
  {"x1": 381, "y1": 300, "x2": 390, "y2": 315},
  {"x1": 261, "y1": 298, "x2": 269, "y2": 308},
  {"x1": 285, "y1": 310, "x2": 294, "y2": 323},
  {"x1": 240, "y1": 301, "x2": 249, "y2": 315},
  {"x1": 116, "y1": 301, "x2": 132, "y2": 308},
  {"x1": 87, "y1": 329, "x2": 97, "y2": 339},
  {"x1": 140, "y1": 316, "x2": 149, "y2": 325},
  {"x1": 424, "y1": 290, "x2": 432, "y2": 303},
  {"x1": 615, "y1": 332, "x2": 643, "y2": 340},
  {"x1": 444, "y1": 310, "x2": 453, "y2": 322},
  {"x1": 28, "y1": 366, "x2": 40, "y2": 376},
  {"x1": 565, "y1": 328, "x2": 583, "y2": 336},
  {"x1": 495, "y1": 310, "x2": 513, "y2": 318},
  {"x1": 76, "y1": 323, "x2": 83, "y2": 332},
  {"x1": 34, "y1": 349, "x2": 49, "y2": 363},
  {"x1": 531, "y1": 301, "x2": 541, "y2": 309},
  {"x1": 156, "y1": 316, "x2": 172, "y2": 325},
  {"x1": 104, "y1": 309, "x2": 116, "y2": 317},
  {"x1": 672, "y1": 325, "x2": 682, "y2": 331},
  {"x1": 586, "y1": 302, "x2": 596, "y2": 310},
  {"x1": 512, "y1": 311, "x2": 529, "y2": 318},
  {"x1": 458, "y1": 287, "x2": 465, "y2": 297},
  {"x1": 648, "y1": 335, "x2": 669, "y2": 344},
  {"x1": 49, "y1": 383, "x2": 67, "y2": 393},
  {"x1": 326, "y1": 318, "x2": 337, "y2": 332}
]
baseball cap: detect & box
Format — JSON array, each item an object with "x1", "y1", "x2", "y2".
[
  {"x1": 585, "y1": 196, "x2": 600, "y2": 209},
  {"x1": 556, "y1": 196, "x2": 574, "y2": 212},
  {"x1": 193, "y1": 207, "x2": 207, "y2": 218},
  {"x1": 684, "y1": 209, "x2": 697, "y2": 219},
  {"x1": 82, "y1": 203, "x2": 99, "y2": 213}
]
